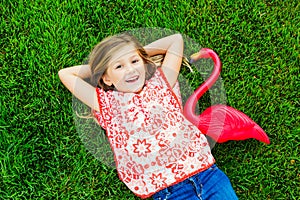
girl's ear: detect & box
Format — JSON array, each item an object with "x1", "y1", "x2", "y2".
[{"x1": 102, "y1": 74, "x2": 113, "y2": 86}]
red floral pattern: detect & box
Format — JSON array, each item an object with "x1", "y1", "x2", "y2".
[
  {"x1": 133, "y1": 139, "x2": 152, "y2": 157},
  {"x1": 150, "y1": 173, "x2": 167, "y2": 189},
  {"x1": 94, "y1": 68, "x2": 215, "y2": 199}
]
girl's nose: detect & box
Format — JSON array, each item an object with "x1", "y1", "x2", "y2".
[{"x1": 126, "y1": 64, "x2": 136, "y2": 73}]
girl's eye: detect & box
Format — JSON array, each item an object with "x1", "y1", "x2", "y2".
[
  {"x1": 132, "y1": 59, "x2": 139, "y2": 64},
  {"x1": 115, "y1": 65, "x2": 122, "y2": 69}
]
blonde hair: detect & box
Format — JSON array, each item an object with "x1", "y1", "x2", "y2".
[
  {"x1": 79, "y1": 33, "x2": 192, "y2": 119},
  {"x1": 88, "y1": 33, "x2": 157, "y2": 91}
]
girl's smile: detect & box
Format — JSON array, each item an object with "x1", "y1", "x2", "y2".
[{"x1": 102, "y1": 44, "x2": 146, "y2": 93}]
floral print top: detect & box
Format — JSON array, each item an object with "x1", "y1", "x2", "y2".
[{"x1": 94, "y1": 68, "x2": 215, "y2": 199}]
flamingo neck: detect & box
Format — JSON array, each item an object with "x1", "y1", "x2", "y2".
[{"x1": 184, "y1": 49, "x2": 222, "y2": 123}]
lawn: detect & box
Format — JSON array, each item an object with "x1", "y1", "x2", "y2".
[{"x1": 1, "y1": 0, "x2": 299, "y2": 199}]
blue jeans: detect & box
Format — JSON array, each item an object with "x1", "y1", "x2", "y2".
[{"x1": 152, "y1": 164, "x2": 238, "y2": 200}]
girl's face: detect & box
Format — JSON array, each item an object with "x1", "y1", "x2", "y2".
[{"x1": 102, "y1": 44, "x2": 146, "y2": 93}]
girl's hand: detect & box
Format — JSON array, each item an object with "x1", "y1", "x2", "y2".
[
  {"x1": 58, "y1": 65, "x2": 100, "y2": 112},
  {"x1": 144, "y1": 34, "x2": 184, "y2": 88}
]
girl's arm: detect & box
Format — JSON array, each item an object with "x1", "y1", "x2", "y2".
[
  {"x1": 58, "y1": 65, "x2": 100, "y2": 112},
  {"x1": 144, "y1": 34, "x2": 184, "y2": 87}
]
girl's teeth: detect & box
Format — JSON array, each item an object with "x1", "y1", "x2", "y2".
[{"x1": 126, "y1": 76, "x2": 138, "y2": 82}]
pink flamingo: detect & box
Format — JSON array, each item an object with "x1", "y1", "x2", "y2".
[{"x1": 183, "y1": 48, "x2": 270, "y2": 144}]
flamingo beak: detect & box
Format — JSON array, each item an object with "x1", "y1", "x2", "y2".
[
  {"x1": 189, "y1": 52, "x2": 201, "y2": 64},
  {"x1": 189, "y1": 49, "x2": 209, "y2": 63}
]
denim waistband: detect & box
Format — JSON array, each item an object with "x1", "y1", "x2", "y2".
[{"x1": 154, "y1": 164, "x2": 217, "y2": 197}]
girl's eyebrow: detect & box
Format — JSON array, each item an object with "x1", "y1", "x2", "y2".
[
  {"x1": 110, "y1": 53, "x2": 139, "y2": 66},
  {"x1": 130, "y1": 54, "x2": 139, "y2": 59},
  {"x1": 127, "y1": 51, "x2": 139, "y2": 57},
  {"x1": 116, "y1": 52, "x2": 139, "y2": 62}
]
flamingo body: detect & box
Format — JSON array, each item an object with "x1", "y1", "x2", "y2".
[
  {"x1": 184, "y1": 48, "x2": 270, "y2": 144},
  {"x1": 196, "y1": 105, "x2": 270, "y2": 144}
]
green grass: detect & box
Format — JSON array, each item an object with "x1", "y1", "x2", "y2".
[{"x1": 1, "y1": 0, "x2": 299, "y2": 199}]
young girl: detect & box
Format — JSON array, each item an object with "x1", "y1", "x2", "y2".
[{"x1": 58, "y1": 33, "x2": 238, "y2": 199}]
